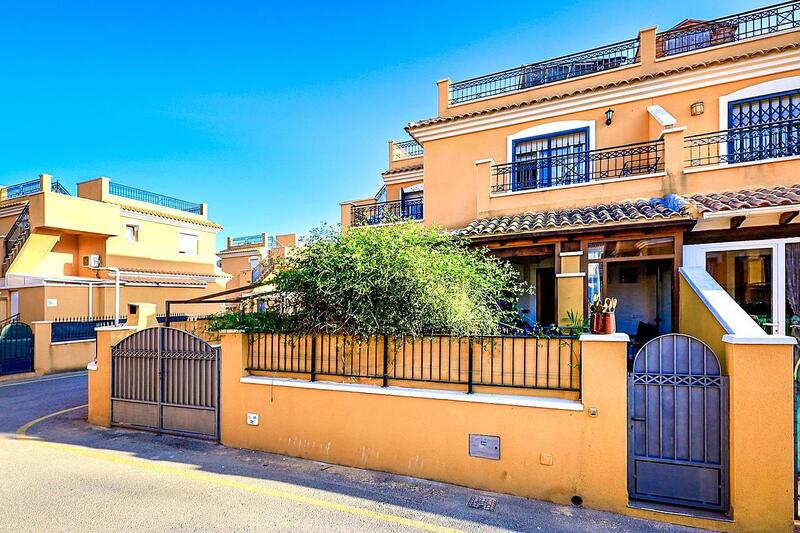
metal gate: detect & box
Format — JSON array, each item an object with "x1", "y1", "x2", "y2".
[
  {"x1": 628, "y1": 334, "x2": 729, "y2": 511},
  {"x1": 111, "y1": 327, "x2": 219, "y2": 440},
  {"x1": 0, "y1": 321, "x2": 34, "y2": 376}
]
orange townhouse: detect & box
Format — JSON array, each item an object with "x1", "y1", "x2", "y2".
[{"x1": 342, "y1": 1, "x2": 800, "y2": 357}]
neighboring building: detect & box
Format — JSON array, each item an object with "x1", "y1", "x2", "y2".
[
  {"x1": 217, "y1": 232, "x2": 296, "y2": 291},
  {"x1": 341, "y1": 2, "x2": 800, "y2": 350},
  {"x1": 0, "y1": 174, "x2": 229, "y2": 323}
]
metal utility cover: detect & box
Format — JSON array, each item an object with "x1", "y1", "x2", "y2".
[
  {"x1": 467, "y1": 495, "x2": 497, "y2": 511},
  {"x1": 469, "y1": 434, "x2": 500, "y2": 460}
]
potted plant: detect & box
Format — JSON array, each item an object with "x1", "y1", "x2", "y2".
[{"x1": 589, "y1": 294, "x2": 617, "y2": 335}]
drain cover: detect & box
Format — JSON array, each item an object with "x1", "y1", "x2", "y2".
[{"x1": 467, "y1": 495, "x2": 497, "y2": 511}]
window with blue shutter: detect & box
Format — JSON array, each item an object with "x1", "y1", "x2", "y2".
[{"x1": 511, "y1": 128, "x2": 589, "y2": 190}]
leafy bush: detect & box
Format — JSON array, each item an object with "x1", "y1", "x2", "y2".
[
  {"x1": 206, "y1": 309, "x2": 294, "y2": 333},
  {"x1": 271, "y1": 221, "x2": 527, "y2": 336}
]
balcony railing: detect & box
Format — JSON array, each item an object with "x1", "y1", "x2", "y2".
[
  {"x1": 449, "y1": 38, "x2": 640, "y2": 105},
  {"x1": 492, "y1": 139, "x2": 664, "y2": 193},
  {"x1": 109, "y1": 181, "x2": 202, "y2": 214},
  {"x1": 685, "y1": 119, "x2": 800, "y2": 167},
  {"x1": 351, "y1": 198, "x2": 424, "y2": 226},
  {"x1": 656, "y1": 1, "x2": 800, "y2": 58},
  {"x1": 231, "y1": 234, "x2": 264, "y2": 247},
  {"x1": 393, "y1": 139, "x2": 424, "y2": 160}
]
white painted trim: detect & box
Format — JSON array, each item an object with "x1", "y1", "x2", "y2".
[
  {"x1": 683, "y1": 154, "x2": 800, "y2": 173},
  {"x1": 647, "y1": 105, "x2": 677, "y2": 127},
  {"x1": 556, "y1": 272, "x2": 585, "y2": 278},
  {"x1": 383, "y1": 171, "x2": 424, "y2": 185},
  {"x1": 216, "y1": 249, "x2": 267, "y2": 259},
  {"x1": 678, "y1": 266, "x2": 767, "y2": 337},
  {"x1": 489, "y1": 172, "x2": 665, "y2": 198},
  {"x1": 505, "y1": 120, "x2": 596, "y2": 163},
  {"x1": 579, "y1": 333, "x2": 630, "y2": 342},
  {"x1": 559, "y1": 251, "x2": 584, "y2": 257},
  {"x1": 719, "y1": 74, "x2": 800, "y2": 130},
  {"x1": 412, "y1": 50, "x2": 800, "y2": 142},
  {"x1": 240, "y1": 375, "x2": 584, "y2": 411},
  {"x1": 701, "y1": 205, "x2": 800, "y2": 220},
  {"x1": 52, "y1": 339, "x2": 96, "y2": 346},
  {"x1": 118, "y1": 270, "x2": 221, "y2": 282},
  {"x1": 722, "y1": 334, "x2": 797, "y2": 345},
  {"x1": 86, "y1": 360, "x2": 97, "y2": 371}
]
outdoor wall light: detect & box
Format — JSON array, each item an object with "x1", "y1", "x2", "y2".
[
  {"x1": 604, "y1": 108, "x2": 614, "y2": 126},
  {"x1": 691, "y1": 101, "x2": 705, "y2": 116}
]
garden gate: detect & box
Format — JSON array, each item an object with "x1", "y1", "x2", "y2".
[
  {"x1": 0, "y1": 321, "x2": 34, "y2": 376},
  {"x1": 111, "y1": 327, "x2": 219, "y2": 440},
  {"x1": 628, "y1": 334, "x2": 729, "y2": 511}
]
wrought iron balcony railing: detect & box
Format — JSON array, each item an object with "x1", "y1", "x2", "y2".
[
  {"x1": 109, "y1": 181, "x2": 202, "y2": 214},
  {"x1": 51, "y1": 181, "x2": 70, "y2": 195},
  {"x1": 685, "y1": 119, "x2": 800, "y2": 167},
  {"x1": 1, "y1": 179, "x2": 69, "y2": 200},
  {"x1": 231, "y1": 234, "x2": 264, "y2": 247},
  {"x1": 392, "y1": 139, "x2": 424, "y2": 160},
  {"x1": 351, "y1": 198, "x2": 424, "y2": 226},
  {"x1": 492, "y1": 139, "x2": 664, "y2": 193},
  {"x1": 449, "y1": 38, "x2": 640, "y2": 105},
  {"x1": 656, "y1": 1, "x2": 800, "y2": 58}
]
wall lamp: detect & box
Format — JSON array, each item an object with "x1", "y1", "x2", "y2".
[{"x1": 605, "y1": 108, "x2": 615, "y2": 126}]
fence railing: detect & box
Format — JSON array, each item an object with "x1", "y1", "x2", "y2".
[
  {"x1": 109, "y1": 181, "x2": 202, "y2": 214},
  {"x1": 5, "y1": 179, "x2": 42, "y2": 199},
  {"x1": 230, "y1": 234, "x2": 264, "y2": 247},
  {"x1": 51, "y1": 181, "x2": 70, "y2": 195},
  {"x1": 246, "y1": 332, "x2": 581, "y2": 393},
  {"x1": 3, "y1": 205, "x2": 30, "y2": 270},
  {"x1": 351, "y1": 198, "x2": 423, "y2": 226},
  {"x1": 492, "y1": 139, "x2": 664, "y2": 193},
  {"x1": 392, "y1": 139, "x2": 424, "y2": 160},
  {"x1": 656, "y1": 1, "x2": 800, "y2": 58},
  {"x1": 684, "y1": 119, "x2": 800, "y2": 167},
  {"x1": 52, "y1": 316, "x2": 129, "y2": 343},
  {"x1": 449, "y1": 38, "x2": 640, "y2": 105}
]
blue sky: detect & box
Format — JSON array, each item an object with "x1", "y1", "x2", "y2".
[{"x1": 0, "y1": 0, "x2": 761, "y2": 245}]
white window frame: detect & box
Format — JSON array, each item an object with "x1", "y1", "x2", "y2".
[
  {"x1": 177, "y1": 232, "x2": 200, "y2": 256},
  {"x1": 506, "y1": 120, "x2": 596, "y2": 164},
  {"x1": 683, "y1": 237, "x2": 800, "y2": 336},
  {"x1": 123, "y1": 222, "x2": 141, "y2": 243},
  {"x1": 719, "y1": 75, "x2": 800, "y2": 130}
]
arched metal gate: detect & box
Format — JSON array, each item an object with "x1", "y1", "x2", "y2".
[
  {"x1": 628, "y1": 334, "x2": 729, "y2": 511},
  {"x1": 111, "y1": 327, "x2": 219, "y2": 440},
  {"x1": 0, "y1": 322, "x2": 34, "y2": 376}
]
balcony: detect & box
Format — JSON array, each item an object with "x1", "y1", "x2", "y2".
[
  {"x1": 491, "y1": 139, "x2": 664, "y2": 193},
  {"x1": 392, "y1": 139, "x2": 424, "y2": 161},
  {"x1": 447, "y1": 1, "x2": 800, "y2": 106},
  {"x1": 351, "y1": 198, "x2": 423, "y2": 227},
  {"x1": 1, "y1": 178, "x2": 70, "y2": 200},
  {"x1": 108, "y1": 181, "x2": 202, "y2": 214},
  {"x1": 685, "y1": 119, "x2": 800, "y2": 167}
]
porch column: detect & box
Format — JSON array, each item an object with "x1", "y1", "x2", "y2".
[{"x1": 556, "y1": 247, "x2": 585, "y2": 326}]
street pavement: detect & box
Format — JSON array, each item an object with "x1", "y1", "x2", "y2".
[{"x1": 0, "y1": 372, "x2": 705, "y2": 532}]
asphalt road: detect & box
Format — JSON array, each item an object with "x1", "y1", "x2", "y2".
[{"x1": 0, "y1": 372, "x2": 704, "y2": 532}]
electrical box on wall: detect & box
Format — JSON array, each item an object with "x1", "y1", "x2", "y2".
[
  {"x1": 469, "y1": 434, "x2": 500, "y2": 460},
  {"x1": 46, "y1": 299, "x2": 57, "y2": 308},
  {"x1": 246, "y1": 413, "x2": 259, "y2": 426}
]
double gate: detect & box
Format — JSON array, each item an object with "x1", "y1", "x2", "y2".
[
  {"x1": 0, "y1": 322, "x2": 34, "y2": 376},
  {"x1": 628, "y1": 334, "x2": 729, "y2": 512},
  {"x1": 111, "y1": 327, "x2": 219, "y2": 440}
]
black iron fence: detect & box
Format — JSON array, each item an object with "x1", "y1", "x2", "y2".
[
  {"x1": 656, "y1": 1, "x2": 800, "y2": 58},
  {"x1": 392, "y1": 139, "x2": 424, "y2": 160},
  {"x1": 109, "y1": 181, "x2": 202, "y2": 214},
  {"x1": 230, "y1": 234, "x2": 264, "y2": 247},
  {"x1": 351, "y1": 198, "x2": 424, "y2": 226},
  {"x1": 51, "y1": 181, "x2": 70, "y2": 195},
  {"x1": 5, "y1": 179, "x2": 41, "y2": 199},
  {"x1": 50, "y1": 314, "x2": 194, "y2": 342},
  {"x1": 247, "y1": 332, "x2": 581, "y2": 393},
  {"x1": 3, "y1": 205, "x2": 30, "y2": 269},
  {"x1": 492, "y1": 139, "x2": 664, "y2": 193},
  {"x1": 449, "y1": 38, "x2": 640, "y2": 104},
  {"x1": 685, "y1": 119, "x2": 800, "y2": 167}
]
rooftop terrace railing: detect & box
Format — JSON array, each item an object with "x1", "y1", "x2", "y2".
[
  {"x1": 109, "y1": 181, "x2": 202, "y2": 214},
  {"x1": 351, "y1": 198, "x2": 423, "y2": 226},
  {"x1": 392, "y1": 139, "x2": 424, "y2": 160},
  {"x1": 656, "y1": 1, "x2": 800, "y2": 58},
  {"x1": 3, "y1": 179, "x2": 71, "y2": 199},
  {"x1": 492, "y1": 139, "x2": 664, "y2": 193},
  {"x1": 685, "y1": 119, "x2": 800, "y2": 167},
  {"x1": 231, "y1": 234, "x2": 264, "y2": 247},
  {"x1": 448, "y1": 38, "x2": 641, "y2": 105}
]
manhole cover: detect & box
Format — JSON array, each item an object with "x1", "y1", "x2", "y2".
[{"x1": 467, "y1": 495, "x2": 497, "y2": 512}]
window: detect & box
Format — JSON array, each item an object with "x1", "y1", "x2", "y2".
[
  {"x1": 512, "y1": 128, "x2": 588, "y2": 190},
  {"x1": 178, "y1": 232, "x2": 199, "y2": 256},
  {"x1": 124, "y1": 224, "x2": 139, "y2": 243},
  {"x1": 706, "y1": 248, "x2": 773, "y2": 334},
  {"x1": 728, "y1": 89, "x2": 800, "y2": 163}
]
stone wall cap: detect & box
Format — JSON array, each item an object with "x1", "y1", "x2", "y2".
[
  {"x1": 580, "y1": 333, "x2": 630, "y2": 342},
  {"x1": 722, "y1": 334, "x2": 797, "y2": 346}
]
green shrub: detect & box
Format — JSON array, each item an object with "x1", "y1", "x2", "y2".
[
  {"x1": 271, "y1": 221, "x2": 527, "y2": 336},
  {"x1": 206, "y1": 309, "x2": 294, "y2": 333}
]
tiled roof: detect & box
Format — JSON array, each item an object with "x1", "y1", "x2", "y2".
[
  {"x1": 114, "y1": 203, "x2": 223, "y2": 229},
  {"x1": 121, "y1": 276, "x2": 209, "y2": 286},
  {"x1": 689, "y1": 184, "x2": 800, "y2": 214},
  {"x1": 462, "y1": 196, "x2": 690, "y2": 237},
  {"x1": 408, "y1": 42, "x2": 800, "y2": 130},
  {"x1": 382, "y1": 163, "x2": 423, "y2": 177}
]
